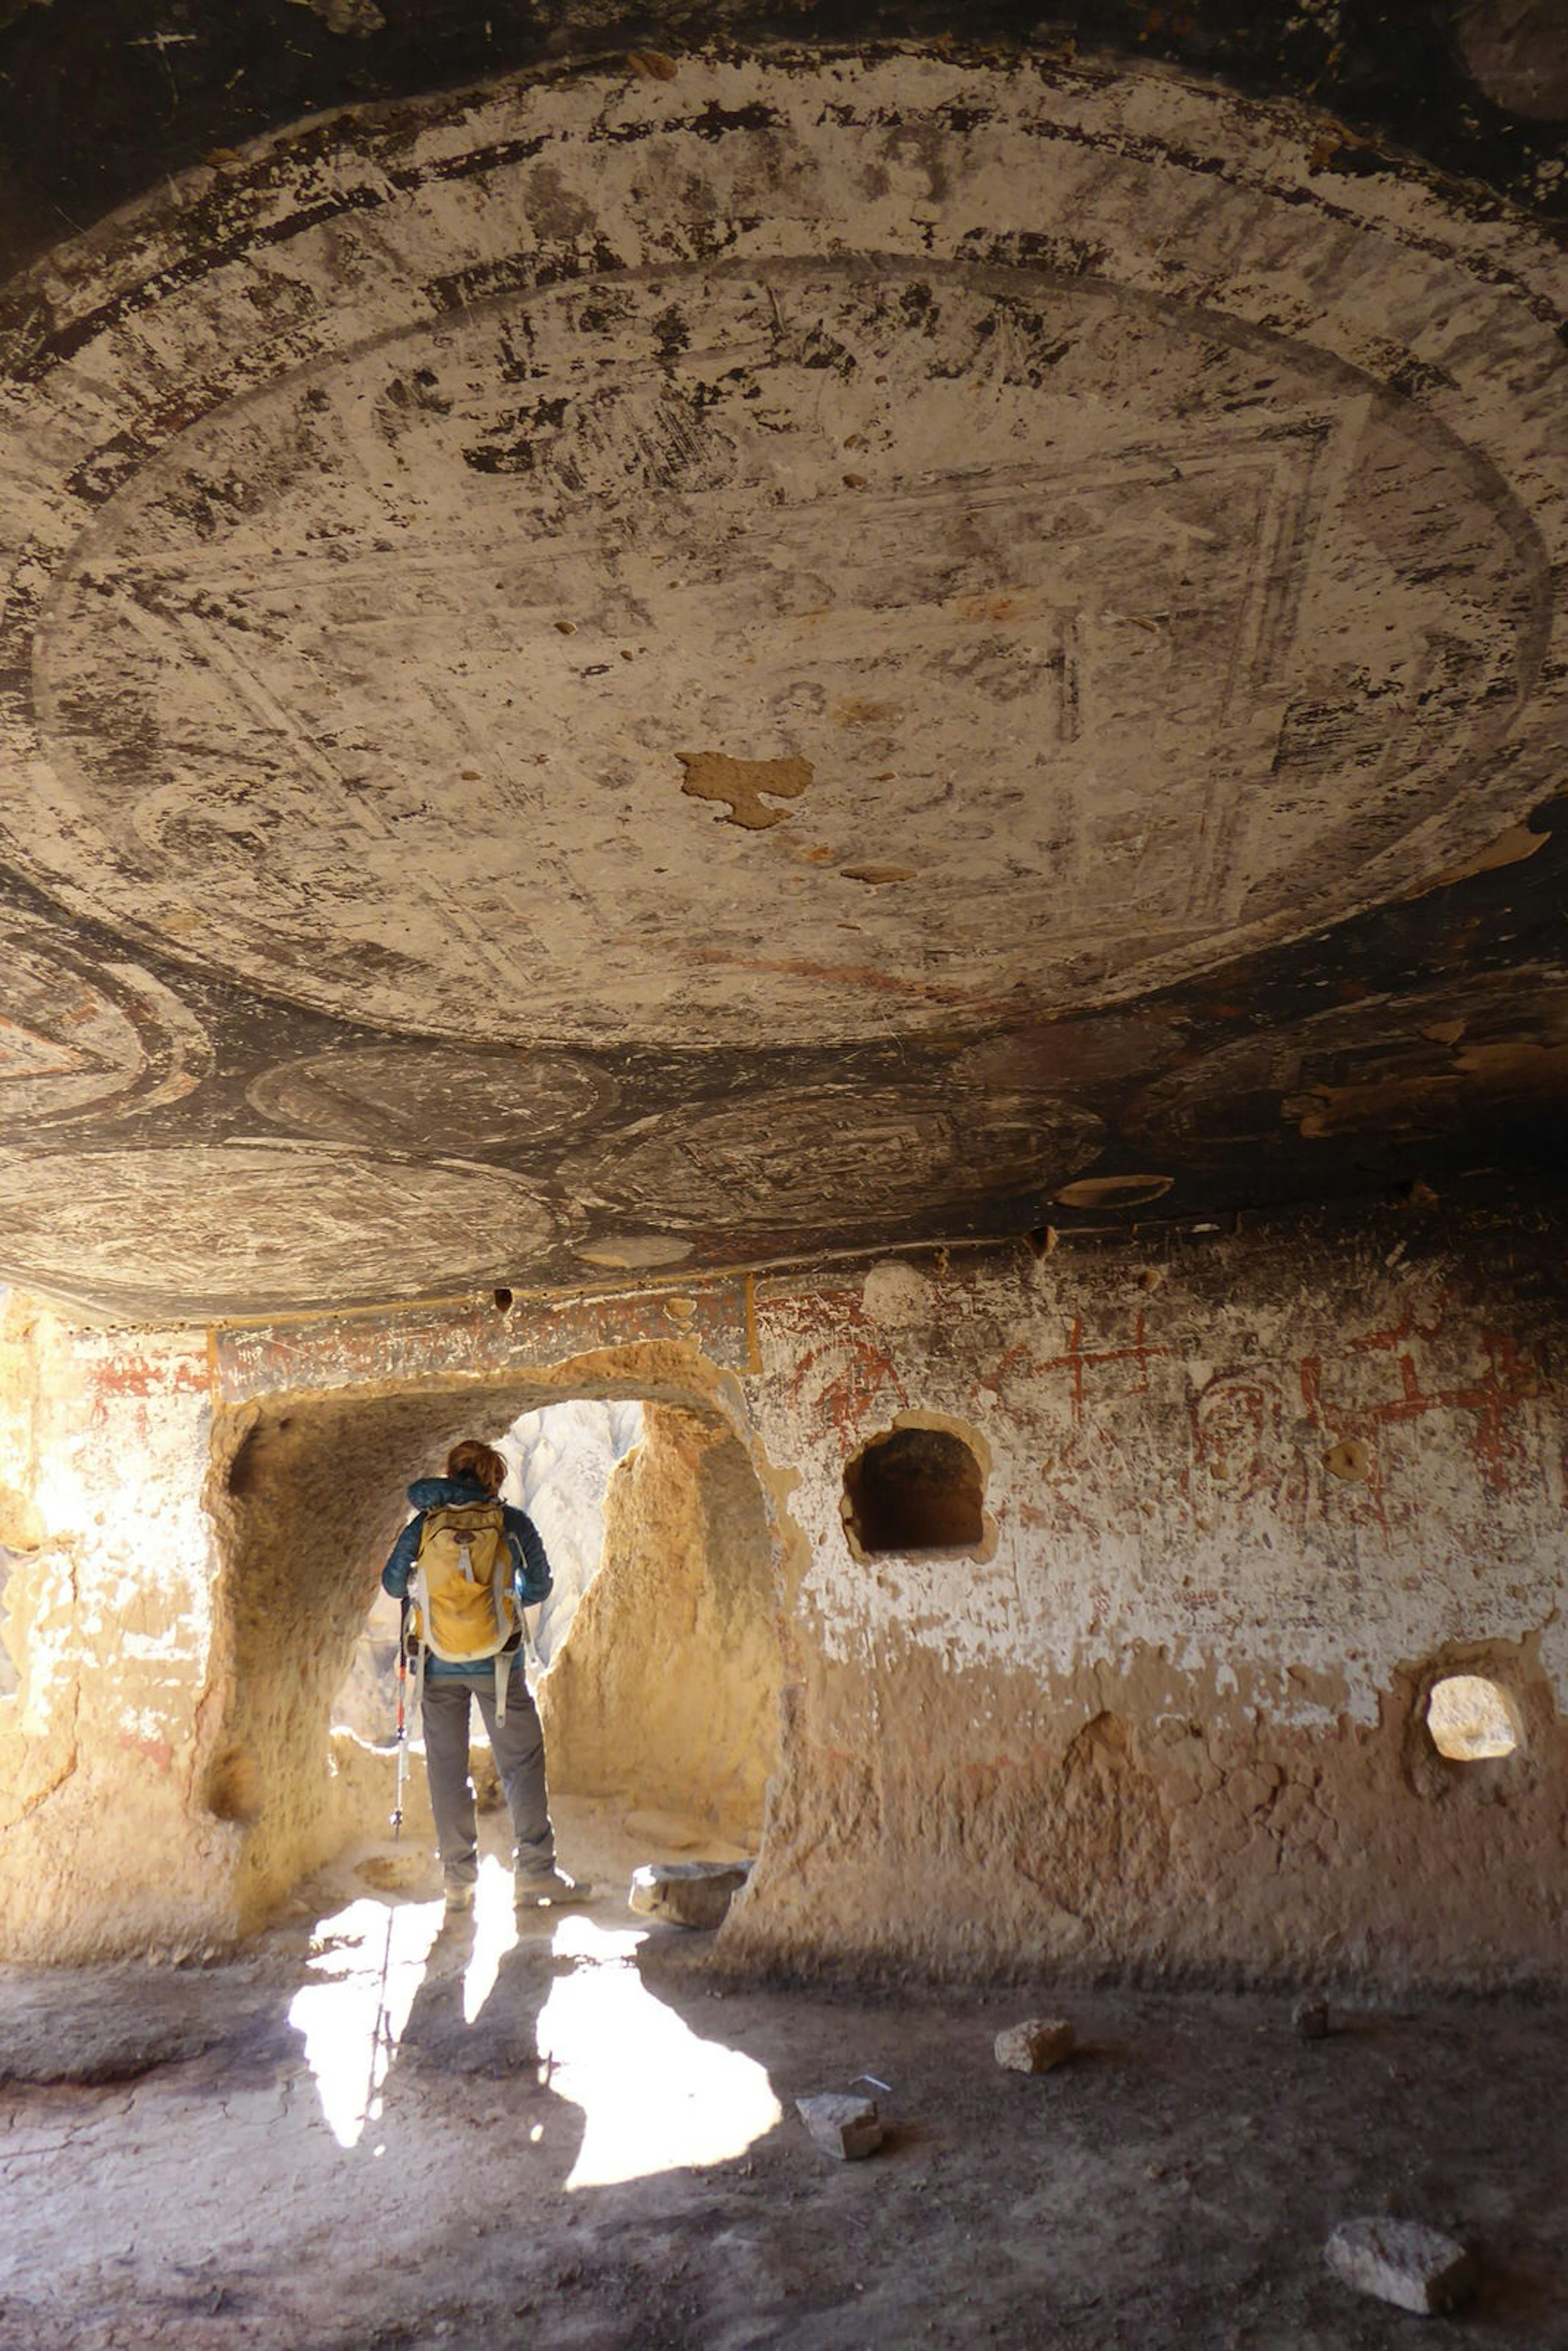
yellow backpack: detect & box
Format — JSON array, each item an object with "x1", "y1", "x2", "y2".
[{"x1": 409, "y1": 1501, "x2": 522, "y2": 1721}]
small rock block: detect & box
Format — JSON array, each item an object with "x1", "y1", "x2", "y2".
[
  {"x1": 796, "y1": 2092, "x2": 884, "y2": 2161},
  {"x1": 1292, "y1": 1995, "x2": 1330, "y2": 2041},
  {"x1": 994, "y1": 2017, "x2": 1076, "y2": 2074},
  {"x1": 628, "y1": 1859, "x2": 751, "y2": 1930},
  {"x1": 1324, "y1": 2217, "x2": 1475, "y2": 2315}
]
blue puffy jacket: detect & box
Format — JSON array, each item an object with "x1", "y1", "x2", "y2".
[{"x1": 381, "y1": 1474, "x2": 552, "y2": 1681}]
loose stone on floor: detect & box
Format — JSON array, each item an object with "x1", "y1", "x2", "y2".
[
  {"x1": 628, "y1": 1859, "x2": 752, "y2": 1929},
  {"x1": 796, "y1": 2092, "x2": 884, "y2": 2160},
  {"x1": 993, "y1": 2016, "x2": 1076, "y2": 2074},
  {"x1": 1323, "y1": 2216, "x2": 1476, "y2": 2315}
]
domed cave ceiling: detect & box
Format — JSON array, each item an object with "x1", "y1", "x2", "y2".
[{"x1": 0, "y1": 7, "x2": 1561, "y2": 1321}]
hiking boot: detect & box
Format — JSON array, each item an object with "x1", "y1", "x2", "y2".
[
  {"x1": 514, "y1": 1864, "x2": 591, "y2": 1909},
  {"x1": 443, "y1": 1877, "x2": 475, "y2": 1915}
]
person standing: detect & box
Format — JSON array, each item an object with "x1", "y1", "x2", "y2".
[{"x1": 381, "y1": 1437, "x2": 587, "y2": 1914}]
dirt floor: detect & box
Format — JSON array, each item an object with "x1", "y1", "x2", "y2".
[{"x1": 1, "y1": 1797, "x2": 1565, "y2": 2351}]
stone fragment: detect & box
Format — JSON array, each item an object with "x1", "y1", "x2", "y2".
[
  {"x1": 1324, "y1": 2218, "x2": 1475, "y2": 2315},
  {"x1": 1293, "y1": 1995, "x2": 1330, "y2": 2041},
  {"x1": 993, "y1": 2017, "x2": 1076, "y2": 2074},
  {"x1": 796, "y1": 2093, "x2": 884, "y2": 2160},
  {"x1": 628, "y1": 1859, "x2": 751, "y2": 1930}
]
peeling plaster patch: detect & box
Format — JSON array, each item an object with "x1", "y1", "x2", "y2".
[
  {"x1": 118, "y1": 1630, "x2": 198, "y2": 1664},
  {"x1": 1056, "y1": 1174, "x2": 1173, "y2": 1210},
  {"x1": 677, "y1": 752, "x2": 813, "y2": 832},
  {"x1": 574, "y1": 1233, "x2": 694, "y2": 1270},
  {"x1": 1132, "y1": 970, "x2": 1568, "y2": 1153},
  {"x1": 1411, "y1": 820, "x2": 1550, "y2": 895}
]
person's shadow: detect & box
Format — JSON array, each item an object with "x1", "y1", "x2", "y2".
[{"x1": 372, "y1": 1896, "x2": 584, "y2": 2160}]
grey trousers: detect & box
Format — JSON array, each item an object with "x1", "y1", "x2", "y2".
[{"x1": 420, "y1": 1657, "x2": 555, "y2": 1886}]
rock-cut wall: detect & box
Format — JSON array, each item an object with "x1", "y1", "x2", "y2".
[
  {"x1": 0, "y1": 1294, "x2": 236, "y2": 1960},
  {"x1": 539, "y1": 1403, "x2": 781, "y2": 1842},
  {"x1": 729, "y1": 1211, "x2": 1568, "y2": 1987},
  {"x1": 0, "y1": 1205, "x2": 1564, "y2": 1983}
]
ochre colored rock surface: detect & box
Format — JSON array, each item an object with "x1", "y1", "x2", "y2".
[{"x1": 3, "y1": 1207, "x2": 1568, "y2": 1985}]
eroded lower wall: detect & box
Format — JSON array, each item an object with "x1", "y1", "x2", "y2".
[{"x1": 729, "y1": 1217, "x2": 1568, "y2": 1986}]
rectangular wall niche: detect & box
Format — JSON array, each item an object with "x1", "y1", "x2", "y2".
[{"x1": 842, "y1": 1426, "x2": 986, "y2": 1557}]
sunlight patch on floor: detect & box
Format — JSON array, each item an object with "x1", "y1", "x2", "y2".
[
  {"x1": 288, "y1": 1892, "x2": 445, "y2": 2150},
  {"x1": 537, "y1": 1914, "x2": 781, "y2": 2189},
  {"x1": 462, "y1": 1854, "x2": 520, "y2": 2020}
]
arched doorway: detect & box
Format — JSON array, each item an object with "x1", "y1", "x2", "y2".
[{"x1": 202, "y1": 1347, "x2": 784, "y2": 1925}]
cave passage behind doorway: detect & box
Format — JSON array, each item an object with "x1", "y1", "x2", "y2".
[{"x1": 208, "y1": 1359, "x2": 782, "y2": 1924}]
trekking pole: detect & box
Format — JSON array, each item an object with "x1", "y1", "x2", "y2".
[
  {"x1": 365, "y1": 1892, "x2": 397, "y2": 2132},
  {"x1": 365, "y1": 1598, "x2": 410, "y2": 2133},
  {"x1": 391, "y1": 1596, "x2": 410, "y2": 1841}
]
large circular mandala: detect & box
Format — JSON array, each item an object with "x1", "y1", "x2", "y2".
[
  {"x1": 568, "y1": 1087, "x2": 1104, "y2": 1229},
  {"x1": 247, "y1": 1043, "x2": 615, "y2": 1152},
  {"x1": 0, "y1": 1145, "x2": 555, "y2": 1316},
  {"x1": 0, "y1": 909, "x2": 209, "y2": 1133},
  {"x1": 0, "y1": 56, "x2": 1562, "y2": 1051}
]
